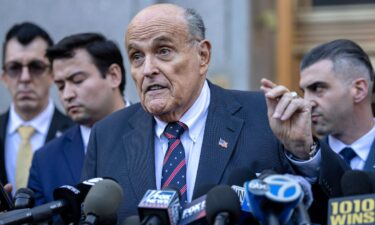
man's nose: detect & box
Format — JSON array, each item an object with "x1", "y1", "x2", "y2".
[
  {"x1": 62, "y1": 84, "x2": 76, "y2": 102},
  {"x1": 18, "y1": 67, "x2": 32, "y2": 82},
  {"x1": 142, "y1": 56, "x2": 159, "y2": 77},
  {"x1": 303, "y1": 92, "x2": 318, "y2": 107}
]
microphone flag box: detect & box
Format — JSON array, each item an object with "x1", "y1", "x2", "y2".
[
  {"x1": 138, "y1": 190, "x2": 181, "y2": 225},
  {"x1": 328, "y1": 193, "x2": 375, "y2": 225},
  {"x1": 179, "y1": 195, "x2": 207, "y2": 225}
]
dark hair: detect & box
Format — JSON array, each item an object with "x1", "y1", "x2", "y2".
[
  {"x1": 2, "y1": 22, "x2": 53, "y2": 66},
  {"x1": 46, "y1": 32, "x2": 126, "y2": 95},
  {"x1": 300, "y1": 39, "x2": 374, "y2": 82},
  {"x1": 184, "y1": 8, "x2": 206, "y2": 40}
]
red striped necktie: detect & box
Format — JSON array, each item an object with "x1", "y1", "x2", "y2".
[{"x1": 161, "y1": 121, "x2": 188, "y2": 203}]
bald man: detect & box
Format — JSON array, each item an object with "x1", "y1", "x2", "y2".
[{"x1": 82, "y1": 4, "x2": 348, "y2": 223}]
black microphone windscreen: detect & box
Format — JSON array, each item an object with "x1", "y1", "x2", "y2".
[
  {"x1": 340, "y1": 170, "x2": 373, "y2": 196},
  {"x1": 15, "y1": 188, "x2": 34, "y2": 198},
  {"x1": 122, "y1": 215, "x2": 141, "y2": 225},
  {"x1": 227, "y1": 168, "x2": 257, "y2": 186},
  {"x1": 14, "y1": 188, "x2": 35, "y2": 208},
  {"x1": 83, "y1": 179, "x2": 124, "y2": 219},
  {"x1": 205, "y1": 185, "x2": 241, "y2": 225}
]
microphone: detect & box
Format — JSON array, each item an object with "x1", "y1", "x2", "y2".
[
  {"x1": 227, "y1": 168, "x2": 259, "y2": 224},
  {"x1": 0, "y1": 177, "x2": 106, "y2": 225},
  {"x1": 327, "y1": 170, "x2": 375, "y2": 225},
  {"x1": 122, "y1": 216, "x2": 141, "y2": 225},
  {"x1": 179, "y1": 185, "x2": 214, "y2": 225},
  {"x1": 138, "y1": 188, "x2": 181, "y2": 225},
  {"x1": 14, "y1": 188, "x2": 35, "y2": 209},
  {"x1": 81, "y1": 179, "x2": 124, "y2": 225},
  {"x1": 283, "y1": 174, "x2": 312, "y2": 225},
  {"x1": 205, "y1": 185, "x2": 241, "y2": 225},
  {"x1": 245, "y1": 173, "x2": 303, "y2": 225}
]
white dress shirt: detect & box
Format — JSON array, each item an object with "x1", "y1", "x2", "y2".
[
  {"x1": 5, "y1": 100, "x2": 54, "y2": 194},
  {"x1": 80, "y1": 125, "x2": 91, "y2": 154},
  {"x1": 154, "y1": 81, "x2": 210, "y2": 202},
  {"x1": 328, "y1": 120, "x2": 375, "y2": 170}
]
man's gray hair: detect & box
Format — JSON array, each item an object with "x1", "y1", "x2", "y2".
[{"x1": 184, "y1": 8, "x2": 206, "y2": 40}]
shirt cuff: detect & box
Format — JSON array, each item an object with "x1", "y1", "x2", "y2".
[{"x1": 285, "y1": 148, "x2": 321, "y2": 183}]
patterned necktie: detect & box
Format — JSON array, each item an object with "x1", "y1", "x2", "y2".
[
  {"x1": 16, "y1": 125, "x2": 35, "y2": 189},
  {"x1": 340, "y1": 147, "x2": 357, "y2": 166},
  {"x1": 161, "y1": 121, "x2": 188, "y2": 203}
]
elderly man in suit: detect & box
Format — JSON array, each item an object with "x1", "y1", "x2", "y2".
[
  {"x1": 300, "y1": 39, "x2": 375, "y2": 170},
  {"x1": 0, "y1": 22, "x2": 73, "y2": 194},
  {"x1": 28, "y1": 33, "x2": 128, "y2": 206},
  {"x1": 82, "y1": 4, "x2": 348, "y2": 224}
]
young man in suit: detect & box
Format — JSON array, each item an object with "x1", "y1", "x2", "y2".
[
  {"x1": 28, "y1": 33, "x2": 127, "y2": 206},
  {"x1": 82, "y1": 4, "x2": 348, "y2": 223},
  {"x1": 300, "y1": 39, "x2": 375, "y2": 170},
  {"x1": 0, "y1": 22, "x2": 73, "y2": 193}
]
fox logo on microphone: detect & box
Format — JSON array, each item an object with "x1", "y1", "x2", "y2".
[{"x1": 139, "y1": 190, "x2": 176, "y2": 207}]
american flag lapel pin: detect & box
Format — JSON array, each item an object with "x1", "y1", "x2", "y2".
[{"x1": 218, "y1": 138, "x2": 228, "y2": 149}]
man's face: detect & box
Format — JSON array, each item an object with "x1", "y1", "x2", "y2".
[
  {"x1": 53, "y1": 49, "x2": 117, "y2": 127},
  {"x1": 126, "y1": 5, "x2": 210, "y2": 122},
  {"x1": 2, "y1": 38, "x2": 52, "y2": 117},
  {"x1": 300, "y1": 59, "x2": 354, "y2": 136}
]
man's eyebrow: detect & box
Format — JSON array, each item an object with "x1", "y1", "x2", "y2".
[
  {"x1": 127, "y1": 43, "x2": 139, "y2": 52},
  {"x1": 305, "y1": 81, "x2": 328, "y2": 89},
  {"x1": 153, "y1": 35, "x2": 174, "y2": 44},
  {"x1": 55, "y1": 71, "x2": 86, "y2": 83},
  {"x1": 66, "y1": 71, "x2": 87, "y2": 80}
]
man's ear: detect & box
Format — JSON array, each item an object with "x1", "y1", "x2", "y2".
[
  {"x1": 198, "y1": 40, "x2": 211, "y2": 76},
  {"x1": 105, "y1": 64, "x2": 122, "y2": 89},
  {"x1": 352, "y1": 78, "x2": 369, "y2": 103},
  {"x1": 1, "y1": 73, "x2": 9, "y2": 89}
]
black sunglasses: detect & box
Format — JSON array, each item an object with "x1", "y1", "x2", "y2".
[{"x1": 3, "y1": 60, "x2": 50, "y2": 78}]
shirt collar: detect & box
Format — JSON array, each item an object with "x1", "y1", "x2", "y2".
[
  {"x1": 80, "y1": 125, "x2": 92, "y2": 150},
  {"x1": 7, "y1": 99, "x2": 54, "y2": 135},
  {"x1": 154, "y1": 80, "x2": 211, "y2": 142},
  {"x1": 329, "y1": 119, "x2": 375, "y2": 162}
]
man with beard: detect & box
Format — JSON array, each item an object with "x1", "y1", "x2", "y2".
[{"x1": 300, "y1": 39, "x2": 375, "y2": 170}]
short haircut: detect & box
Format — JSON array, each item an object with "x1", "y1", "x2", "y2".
[
  {"x1": 184, "y1": 8, "x2": 206, "y2": 40},
  {"x1": 300, "y1": 39, "x2": 374, "y2": 84},
  {"x1": 2, "y1": 22, "x2": 53, "y2": 66},
  {"x1": 46, "y1": 32, "x2": 126, "y2": 95}
]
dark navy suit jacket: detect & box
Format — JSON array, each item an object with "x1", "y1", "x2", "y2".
[
  {"x1": 28, "y1": 125, "x2": 85, "y2": 205},
  {"x1": 82, "y1": 82, "x2": 348, "y2": 223},
  {"x1": 0, "y1": 108, "x2": 73, "y2": 185}
]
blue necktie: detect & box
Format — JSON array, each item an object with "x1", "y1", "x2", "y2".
[
  {"x1": 340, "y1": 147, "x2": 357, "y2": 166},
  {"x1": 161, "y1": 122, "x2": 188, "y2": 203}
]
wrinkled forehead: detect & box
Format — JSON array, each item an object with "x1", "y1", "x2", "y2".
[{"x1": 126, "y1": 5, "x2": 189, "y2": 45}]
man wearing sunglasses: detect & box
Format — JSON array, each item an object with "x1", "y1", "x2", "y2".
[{"x1": 0, "y1": 22, "x2": 73, "y2": 194}]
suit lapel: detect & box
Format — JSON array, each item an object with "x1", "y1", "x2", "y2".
[
  {"x1": 363, "y1": 137, "x2": 375, "y2": 171},
  {"x1": 194, "y1": 83, "x2": 243, "y2": 197},
  {"x1": 122, "y1": 108, "x2": 156, "y2": 202},
  {"x1": 62, "y1": 125, "x2": 85, "y2": 182},
  {"x1": 46, "y1": 108, "x2": 73, "y2": 142},
  {"x1": 0, "y1": 112, "x2": 9, "y2": 184}
]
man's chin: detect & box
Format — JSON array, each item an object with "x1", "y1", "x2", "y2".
[
  {"x1": 71, "y1": 115, "x2": 92, "y2": 126},
  {"x1": 16, "y1": 101, "x2": 40, "y2": 112}
]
